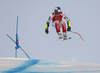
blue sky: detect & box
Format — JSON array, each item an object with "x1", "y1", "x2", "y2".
[{"x1": 0, "y1": 0, "x2": 100, "y2": 64}]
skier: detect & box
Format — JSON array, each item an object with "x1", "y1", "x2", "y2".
[{"x1": 45, "y1": 6, "x2": 71, "y2": 40}]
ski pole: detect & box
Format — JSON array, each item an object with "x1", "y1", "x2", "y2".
[{"x1": 70, "y1": 30, "x2": 84, "y2": 41}]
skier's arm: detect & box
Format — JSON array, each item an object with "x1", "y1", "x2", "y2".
[
  {"x1": 46, "y1": 18, "x2": 50, "y2": 29},
  {"x1": 45, "y1": 16, "x2": 52, "y2": 34},
  {"x1": 67, "y1": 20, "x2": 71, "y2": 31},
  {"x1": 45, "y1": 21, "x2": 50, "y2": 34},
  {"x1": 63, "y1": 13, "x2": 71, "y2": 31}
]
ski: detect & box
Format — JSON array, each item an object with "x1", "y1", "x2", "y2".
[
  {"x1": 63, "y1": 37, "x2": 71, "y2": 40},
  {"x1": 57, "y1": 37, "x2": 71, "y2": 41}
]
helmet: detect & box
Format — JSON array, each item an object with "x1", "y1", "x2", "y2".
[{"x1": 54, "y1": 7, "x2": 61, "y2": 15}]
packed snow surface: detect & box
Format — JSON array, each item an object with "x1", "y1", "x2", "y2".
[{"x1": 0, "y1": 58, "x2": 100, "y2": 73}]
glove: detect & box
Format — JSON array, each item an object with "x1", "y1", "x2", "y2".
[
  {"x1": 67, "y1": 26, "x2": 71, "y2": 31},
  {"x1": 45, "y1": 28, "x2": 49, "y2": 34}
]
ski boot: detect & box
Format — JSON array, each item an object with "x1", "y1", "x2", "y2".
[
  {"x1": 63, "y1": 32, "x2": 67, "y2": 40},
  {"x1": 58, "y1": 32, "x2": 63, "y2": 39}
]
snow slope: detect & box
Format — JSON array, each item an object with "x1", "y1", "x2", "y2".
[{"x1": 0, "y1": 58, "x2": 100, "y2": 73}]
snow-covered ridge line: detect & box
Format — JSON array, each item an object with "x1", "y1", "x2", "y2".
[
  {"x1": 0, "y1": 57, "x2": 28, "y2": 60},
  {"x1": 0, "y1": 58, "x2": 100, "y2": 73}
]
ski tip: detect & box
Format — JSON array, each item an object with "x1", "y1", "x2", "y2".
[{"x1": 69, "y1": 37, "x2": 71, "y2": 39}]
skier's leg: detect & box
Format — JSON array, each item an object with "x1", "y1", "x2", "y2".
[
  {"x1": 60, "y1": 21, "x2": 67, "y2": 40},
  {"x1": 60, "y1": 21, "x2": 66, "y2": 32},
  {"x1": 54, "y1": 21, "x2": 63, "y2": 39},
  {"x1": 55, "y1": 21, "x2": 60, "y2": 32}
]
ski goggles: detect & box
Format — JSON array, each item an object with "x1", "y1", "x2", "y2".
[{"x1": 55, "y1": 12, "x2": 60, "y2": 15}]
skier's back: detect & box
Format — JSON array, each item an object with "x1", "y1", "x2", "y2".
[{"x1": 45, "y1": 7, "x2": 71, "y2": 40}]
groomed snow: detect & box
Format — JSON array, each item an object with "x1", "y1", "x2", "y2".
[{"x1": 0, "y1": 58, "x2": 100, "y2": 73}]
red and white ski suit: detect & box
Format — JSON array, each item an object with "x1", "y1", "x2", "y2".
[{"x1": 47, "y1": 12, "x2": 69, "y2": 32}]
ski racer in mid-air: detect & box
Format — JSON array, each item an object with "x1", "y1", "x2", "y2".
[{"x1": 45, "y1": 6, "x2": 71, "y2": 40}]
